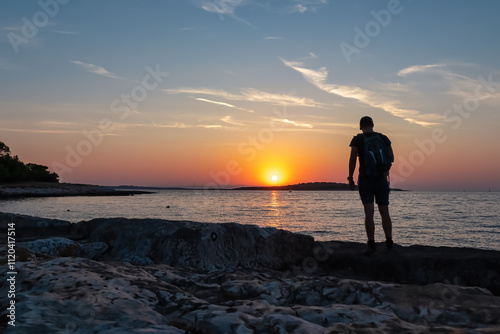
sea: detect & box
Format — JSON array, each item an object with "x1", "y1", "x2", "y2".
[{"x1": 1, "y1": 190, "x2": 499, "y2": 251}]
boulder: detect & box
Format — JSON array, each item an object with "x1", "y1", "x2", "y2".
[
  {"x1": 0, "y1": 212, "x2": 72, "y2": 241},
  {"x1": 70, "y1": 218, "x2": 316, "y2": 270}
]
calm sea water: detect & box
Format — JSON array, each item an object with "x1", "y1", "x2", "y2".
[{"x1": 1, "y1": 190, "x2": 499, "y2": 250}]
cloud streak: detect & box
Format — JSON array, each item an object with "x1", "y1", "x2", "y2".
[
  {"x1": 166, "y1": 87, "x2": 326, "y2": 108},
  {"x1": 281, "y1": 58, "x2": 441, "y2": 127},
  {"x1": 221, "y1": 115, "x2": 244, "y2": 126},
  {"x1": 397, "y1": 63, "x2": 500, "y2": 102},
  {"x1": 272, "y1": 118, "x2": 313, "y2": 128},
  {"x1": 197, "y1": 0, "x2": 256, "y2": 28},
  {"x1": 71, "y1": 60, "x2": 127, "y2": 81},
  {"x1": 287, "y1": 0, "x2": 328, "y2": 14},
  {"x1": 194, "y1": 97, "x2": 253, "y2": 112},
  {"x1": 397, "y1": 64, "x2": 446, "y2": 77}
]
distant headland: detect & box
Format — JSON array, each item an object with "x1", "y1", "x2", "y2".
[
  {"x1": 0, "y1": 182, "x2": 153, "y2": 198},
  {"x1": 115, "y1": 182, "x2": 406, "y2": 192},
  {"x1": 233, "y1": 181, "x2": 406, "y2": 192}
]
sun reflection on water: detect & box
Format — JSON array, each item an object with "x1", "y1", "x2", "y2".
[{"x1": 266, "y1": 191, "x2": 284, "y2": 229}]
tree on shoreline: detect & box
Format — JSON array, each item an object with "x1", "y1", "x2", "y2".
[{"x1": 0, "y1": 141, "x2": 59, "y2": 183}]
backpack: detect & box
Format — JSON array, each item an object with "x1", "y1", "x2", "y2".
[{"x1": 363, "y1": 133, "x2": 392, "y2": 177}]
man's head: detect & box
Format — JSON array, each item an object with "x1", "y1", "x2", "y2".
[{"x1": 360, "y1": 116, "x2": 374, "y2": 130}]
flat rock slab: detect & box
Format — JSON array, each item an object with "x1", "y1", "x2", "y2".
[{"x1": 1, "y1": 213, "x2": 500, "y2": 332}]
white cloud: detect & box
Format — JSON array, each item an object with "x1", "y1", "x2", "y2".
[
  {"x1": 264, "y1": 36, "x2": 283, "y2": 40},
  {"x1": 194, "y1": 97, "x2": 253, "y2": 112},
  {"x1": 166, "y1": 87, "x2": 326, "y2": 108},
  {"x1": 287, "y1": 0, "x2": 328, "y2": 14},
  {"x1": 272, "y1": 118, "x2": 313, "y2": 128},
  {"x1": 281, "y1": 57, "x2": 441, "y2": 127},
  {"x1": 197, "y1": 0, "x2": 256, "y2": 28},
  {"x1": 221, "y1": 115, "x2": 244, "y2": 126},
  {"x1": 397, "y1": 63, "x2": 500, "y2": 102},
  {"x1": 198, "y1": 124, "x2": 224, "y2": 129},
  {"x1": 397, "y1": 64, "x2": 446, "y2": 77},
  {"x1": 70, "y1": 60, "x2": 126, "y2": 81}
]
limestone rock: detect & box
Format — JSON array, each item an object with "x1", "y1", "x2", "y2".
[
  {"x1": 0, "y1": 213, "x2": 72, "y2": 241},
  {"x1": 1, "y1": 256, "x2": 499, "y2": 333},
  {"x1": 70, "y1": 218, "x2": 315, "y2": 270},
  {"x1": 18, "y1": 237, "x2": 108, "y2": 259},
  {"x1": 1, "y1": 213, "x2": 500, "y2": 333}
]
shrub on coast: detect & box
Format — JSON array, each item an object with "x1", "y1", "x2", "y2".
[{"x1": 0, "y1": 141, "x2": 59, "y2": 183}]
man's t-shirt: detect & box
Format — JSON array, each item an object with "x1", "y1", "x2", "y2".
[{"x1": 350, "y1": 132, "x2": 392, "y2": 178}]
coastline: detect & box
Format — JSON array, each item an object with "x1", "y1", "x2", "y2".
[
  {"x1": 1, "y1": 213, "x2": 499, "y2": 333},
  {"x1": 0, "y1": 182, "x2": 407, "y2": 198},
  {"x1": 0, "y1": 182, "x2": 154, "y2": 198}
]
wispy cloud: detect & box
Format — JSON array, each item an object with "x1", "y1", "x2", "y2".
[
  {"x1": 287, "y1": 0, "x2": 328, "y2": 14},
  {"x1": 221, "y1": 115, "x2": 244, "y2": 126},
  {"x1": 272, "y1": 118, "x2": 313, "y2": 128},
  {"x1": 194, "y1": 97, "x2": 253, "y2": 112},
  {"x1": 264, "y1": 36, "x2": 283, "y2": 40},
  {"x1": 200, "y1": 125, "x2": 224, "y2": 129},
  {"x1": 196, "y1": 0, "x2": 256, "y2": 28},
  {"x1": 397, "y1": 64, "x2": 446, "y2": 77},
  {"x1": 70, "y1": 60, "x2": 127, "y2": 81},
  {"x1": 0, "y1": 120, "x2": 87, "y2": 134},
  {"x1": 166, "y1": 87, "x2": 326, "y2": 108},
  {"x1": 0, "y1": 128, "x2": 82, "y2": 134},
  {"x1": 397, "y1": 63, "x2": 500, "y2": 101},
  {"x1": 119, "y1": 122, "x2": 189, "y2": 129},
  {"x1": 281, "y1": 57, "x2": 441, "y2": 127},
  {"x1": 299, "y1": 52, "x2": 318, "y2": 61}
]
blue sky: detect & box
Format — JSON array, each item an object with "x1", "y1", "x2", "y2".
[{"x1": 1, "y1": 0, "x2": 500, "y2": 190}]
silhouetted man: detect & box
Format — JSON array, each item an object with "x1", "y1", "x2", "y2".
[{"x1": 348, "y1": 116, "x2": 394, "y2": 254}]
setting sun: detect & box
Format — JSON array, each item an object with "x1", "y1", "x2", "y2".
[{"x1": 271, "y1": 175, "x2": 278, "y2": 182}]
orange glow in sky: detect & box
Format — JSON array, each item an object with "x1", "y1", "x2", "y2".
[{"x1": 2, "y1": 2, "x2": 500, "y2": 191}]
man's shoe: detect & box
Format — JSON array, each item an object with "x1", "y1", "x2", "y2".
[
  {"x1": 364, "y1": 240, "x2": 376, "y2": 255},
  {"x1": 386, "y1": 238, "x2": 397, "y2": 254}
]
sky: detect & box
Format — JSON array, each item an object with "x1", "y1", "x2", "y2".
[{"x1": 1, "y1": 0, "x2": 500, "y2": 191}]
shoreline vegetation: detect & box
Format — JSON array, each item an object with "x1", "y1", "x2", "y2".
[
  {"x1": 0, "y1": 181, "x2": 406, "y2": 198},
  {"x1": 1, "y1": 212, "x2": 499, "y2": 332}
]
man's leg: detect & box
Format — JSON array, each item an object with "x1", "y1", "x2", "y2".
[
  {"x1": 363, "y1": 203, "x2": 376, "y2": 254},
  {"x1": 378, "y1": 204, "x2": 392, "y2": 239},
  {"x1": 363, "y1": 203, "x2": 375, "y2": 241},
  {"x1": 378, "y1": 204, "x2": 394, "y2": 250}
]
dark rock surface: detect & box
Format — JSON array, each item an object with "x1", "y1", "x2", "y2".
[
  {"x1": 69, "y1": 217, "x2": 315, "y2": 270},
  {"x1": 1, "y1": 212, "x2": 499, "y2": 333},
  {"x1": 317, "y1": 241, "x2": 500, "y2": 297}
]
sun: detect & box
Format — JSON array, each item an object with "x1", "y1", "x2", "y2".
[{"x1": 261, "y1": 166, "x2": 287, "y2": 186}]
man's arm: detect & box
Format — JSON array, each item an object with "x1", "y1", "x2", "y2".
[
  {"x1": 387, "y1": 144, "x2": 394, "y2": 162},
  {"x1": 348, "y1": 146, "x2": 358, "y2": 190}
]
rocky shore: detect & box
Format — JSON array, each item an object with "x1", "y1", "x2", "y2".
[
  {"x1": 1, "y1": 213, "x2": 499, "y2": 333},
  {"x1": 0, "y1": 182, "x2": 153, "y2": 198}
]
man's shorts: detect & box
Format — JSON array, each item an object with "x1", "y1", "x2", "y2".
[{"x1": 358, "y1": 176, "x2": 390, "y2": 205}]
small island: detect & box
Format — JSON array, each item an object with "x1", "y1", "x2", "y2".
[{"x1": 234, "y1": 181, "x2": 405, "y2": 191}]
